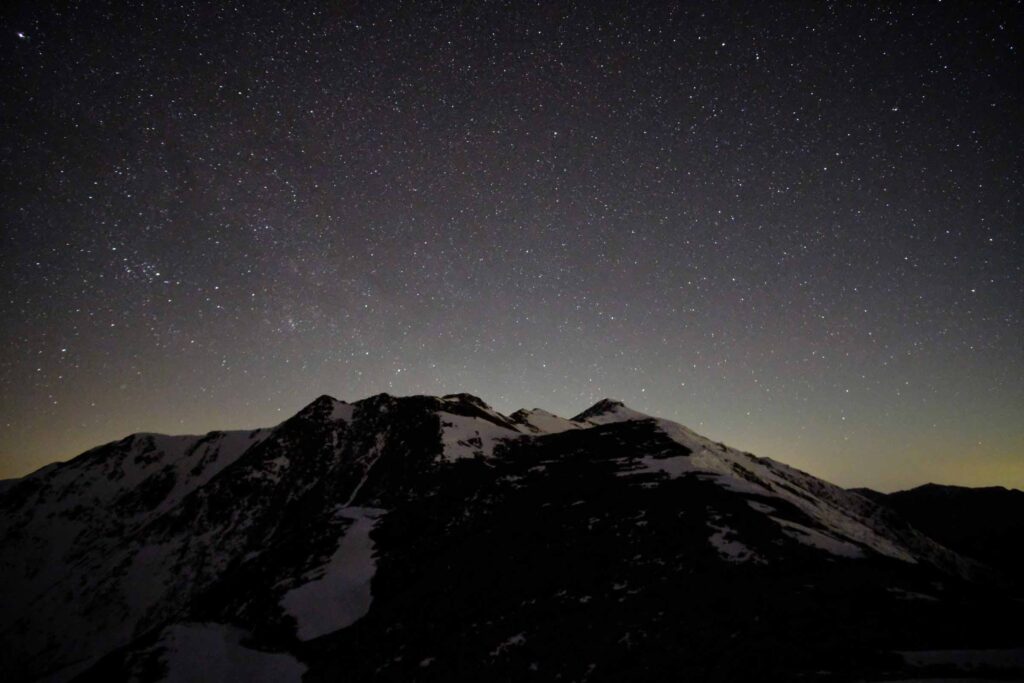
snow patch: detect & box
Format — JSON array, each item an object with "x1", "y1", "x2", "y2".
[
  {"x1": 256, "y1": 455, "x2": 290, "y2": 484},
  {"x1": 439, "y1": 412, "x2": 519, "y2": 461},
  {"x1": 707, "y1": 521, "x2": 764, "y2": 564},
  {"x1": 627, "y1": 454, "x2": 694, "y2": 479},
  {"x1": 281, "y1": 506, "x2": 385, "y2": 640},
  {"x1": 490, "y1": 633, "x2": 527, "y2": 656},
  {"x1": 155, "y1": 623, "x2": 305, "y2": 683},
  {"x1": 772, "y1": 517, "x2": 864, "y2": 558}
]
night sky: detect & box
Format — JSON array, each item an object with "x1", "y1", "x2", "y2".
[{"x1": 1, "y1": 2, "x2": 1021, "y2": 490}]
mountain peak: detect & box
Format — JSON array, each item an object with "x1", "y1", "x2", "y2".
[
  {"x1": 296, "y1": 394, "x2": 356, "y2": 423},
  {"x1": 571, "y1": 398, "x2": 650, "y2": 425},
  {"x1": 309, "y1": 393, "x2": 340, "y2": 407},
  {"x1": 440, "y1": 393, "x2": 492, "y2": 410}
]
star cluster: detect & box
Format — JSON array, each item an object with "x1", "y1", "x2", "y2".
[{"x1": 1, "y1": 1, "x2": 1021, "y2": 489}]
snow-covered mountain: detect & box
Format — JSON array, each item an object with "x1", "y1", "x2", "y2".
[{"x1": 1, "y1": 393, "x2": 1020, "y2": 682}]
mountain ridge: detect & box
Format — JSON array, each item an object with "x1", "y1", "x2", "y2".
[{"x1": 1, "y1": 392, "x2": 1021, "y2": 682}]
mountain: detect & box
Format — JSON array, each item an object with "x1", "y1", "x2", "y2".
[
  {"x1": 1, "y1": 393, "x2": 1021, "y2": 682},
  {"x1": 856, "y1": 483, "x2": 1024, "y2": 588}
]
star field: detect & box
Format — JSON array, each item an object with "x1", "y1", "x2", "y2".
[{"x1": 1, "y1": 1, "x2": 1021, "y2": 490}]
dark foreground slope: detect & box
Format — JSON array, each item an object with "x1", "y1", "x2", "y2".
[
  {"x1": 2, "y1": 394, "x2": 1022, "y2": 682},
  {"x1": 858, "y1": 483, "x2": 1024, "y2": 590}
]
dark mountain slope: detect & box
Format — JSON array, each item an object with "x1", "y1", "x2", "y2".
[{"x1": 858, "y1": 483, "x2": 1024, "y2": 588}]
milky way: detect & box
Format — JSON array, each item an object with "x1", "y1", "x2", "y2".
[{"x1": 1, "y1": 1, "x2": 1021, "y2": 489}]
